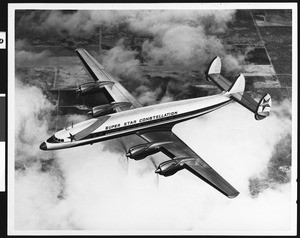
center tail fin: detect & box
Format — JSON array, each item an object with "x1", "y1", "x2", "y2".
[
  {"x1": 226, "y1": 74, "x2": 245, "y2": 94},
  {"x1": 206, "y1": 57, "x2": 272, "y2": 120}
]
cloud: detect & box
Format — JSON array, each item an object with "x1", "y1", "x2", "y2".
[
  {"x1": 16, "y1": 10, "x2": 242, "y2": 72},
  {"x1": 16, "y1": 10, "x2": 236, "y2": 38},
  {"x1": 14, "y1": 86, "x2": 293, "y2": 232},
  {"x1": 135, "y1": 85, "x2": 163, "y2": 105},
  {"x1": 174, "y1": 100, "x2": 291, "y2": 194},
  {"x1": 15, "y1": 78, "x2": 55, "y2": 164},
  {"x1": 15, "y1": 40, "x2": 51, "y2": 67},
  {"x1": 127, "y1": 10, "x2": 236, "y2": 35},
  {"x1": 16, "y1": 50, "x2": 51, "y2": 68},
  {"x1": 101, "y1": 43, "x2": 142, "y2": 81},
  {"x1": 142, "y1": 25, "x2": 225, "y2": 67}
]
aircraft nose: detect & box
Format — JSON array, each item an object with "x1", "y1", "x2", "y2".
[{"x1": 39, "y1": 142, "x2": 47, "y2": 150}]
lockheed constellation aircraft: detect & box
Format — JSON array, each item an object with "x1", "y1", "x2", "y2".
[{"x1": 40, "y1": 49, "x2": 271, "y2": 198}]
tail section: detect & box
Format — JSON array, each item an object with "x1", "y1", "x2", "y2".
[{"x1": 206, "y1": 56, "x2": 271, "y2": 120}]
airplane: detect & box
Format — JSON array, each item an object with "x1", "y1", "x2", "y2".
[{"x1": 39, "y1": 48, "x2": 272, "y2": 198}]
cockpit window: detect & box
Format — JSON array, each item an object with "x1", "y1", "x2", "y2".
[{"x1": 47, "y1": 135, "x2": 64, "y2": 143}]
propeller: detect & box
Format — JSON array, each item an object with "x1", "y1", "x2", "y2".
[
  {"x1": 75, "y1": 80, "x2": 81, "y2": 103},
  {"x1": 118, "y1": 137, "x2": 130, "y2": 173},
  {"x1": 149, "y1": 156, "x2": 159, "y2": 188},
  {"x1": 76, "y1": 80, "x2": 80, "y2": 94},
  {"x1": 75, "y1": 80, "x2": 87, "y2": 108}
]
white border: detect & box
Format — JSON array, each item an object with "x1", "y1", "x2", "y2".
[
  {"x1": 8, "y1": 3, "x2": 15, "y2": 235},
  {"x1": 7, "y1": 2, "x2": 298, "y2": 10},
  {"x1": 291, "y1": 4, "x2": 298, "y2": 236},
  {"x1": 8, "y1": 3, "x2": 298, "y2": 236},
  {"x1": 0, "y1": 93, "x2": 4, "y2": 192}
]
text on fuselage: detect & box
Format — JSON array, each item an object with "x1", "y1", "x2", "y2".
[{"x1": 105, "y1": 111, "x2": 178, "y2": 130}]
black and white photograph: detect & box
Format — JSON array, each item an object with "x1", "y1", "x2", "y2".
[{"x1": 7, "y1": 3, "x2": 297, "y2": 235}]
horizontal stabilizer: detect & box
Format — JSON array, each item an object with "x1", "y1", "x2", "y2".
[{"x1": 206, "y1": 56, "x2": 271, "y2": 120}]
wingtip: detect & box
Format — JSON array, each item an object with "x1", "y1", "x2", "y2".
[
  {"x1": 75, "y1": 48, "x2": 84, "y2": 52},
  {"x1": 228, "y1": 191, "x2": 240, "y2": 199}
]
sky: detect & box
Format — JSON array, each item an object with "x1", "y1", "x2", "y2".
[{"x1": 10, "y1": 7, "x2": 296, "y2": 235}]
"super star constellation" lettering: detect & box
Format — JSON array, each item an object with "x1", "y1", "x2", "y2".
[{"x1": 105, "y1": 111, "x2": 178, "y2": 130}]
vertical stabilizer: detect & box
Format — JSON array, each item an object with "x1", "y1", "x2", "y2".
[
  {"x1": 255, "y1": 94, "x2": 272, "y2": 120},
  {"x1": 207, "y1": 56, "x2": 221, "y2": 75},
  {"x1": 227, "y1": 74, "x2": 245, "y2": 94}
]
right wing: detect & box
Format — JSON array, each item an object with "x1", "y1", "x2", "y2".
[
  {"x1": 75, "y1": 48, "x2": 143, "y2": 110},
  {"x1": 137, "y1": 129, "x2": 239, "y2": 198}
]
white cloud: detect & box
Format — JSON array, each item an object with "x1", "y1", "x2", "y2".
[
  {"x1": 15, "y1": 78, "x2": 55, "y2": 162},
  {"x1": 14, "y1": 95, "x2": 293, "y2": 233}
]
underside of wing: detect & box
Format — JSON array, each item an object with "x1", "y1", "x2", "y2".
[
  {"x1": 75, "y1": 48, "x2": 143, "y2": 110},
  {"x1": 136, "y1": 129, "x2": 239, "y2": 198}
]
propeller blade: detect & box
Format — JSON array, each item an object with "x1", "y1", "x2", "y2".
[
  {"x1": 117, "y1": 138, "x2": 130, "y2": 174},
  {"x1": 149, "y1": 156, "x2": 158, "y2": 169},
  {"x1": 119, "y1": 138, "x2": 127, "y2": 153},
  {"x1": 76, "y1": 80, "x2": 80, "y2": 99},
  {"x1": 119, "y1": 137, "x2": 129, "y2": 163},
  {"x1": 149, "y1": 156, "x2": 159, "y2": 188}
]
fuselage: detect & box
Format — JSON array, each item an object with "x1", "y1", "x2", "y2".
[{"x1": 40, "y1": 93, "x2": 232, "y2": 150}]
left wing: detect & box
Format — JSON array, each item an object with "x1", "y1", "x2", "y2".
[
  {"x1": 75, "y1": 48, "x2": 143, "y2": 110},
  {"x1": 136, "y1": 129, "x2": 239, "y2": 198}
]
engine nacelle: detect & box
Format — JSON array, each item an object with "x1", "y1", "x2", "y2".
[
  {"x1": 126, "y1": 141, "x2": 173, "y2": 160},
  {"x1": 87, "y1": 101, "x2": 132, "y2": 118},
  {"x1": 76, "y1": 81, "x2": 114, "y2": 95},
  {"x1": 155, "y1": 157, "x2": 196, "y2": 176},
  {"x1": 87, "y1": 104, "x2": 111, "y2": 117}
]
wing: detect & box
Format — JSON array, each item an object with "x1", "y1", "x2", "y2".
[
  {"x1": 137, "y1": 129, "x2": 239, "y2": 198},
  {"x1": 75, "y1": 48, "x2": 143, "y2": 110}
]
